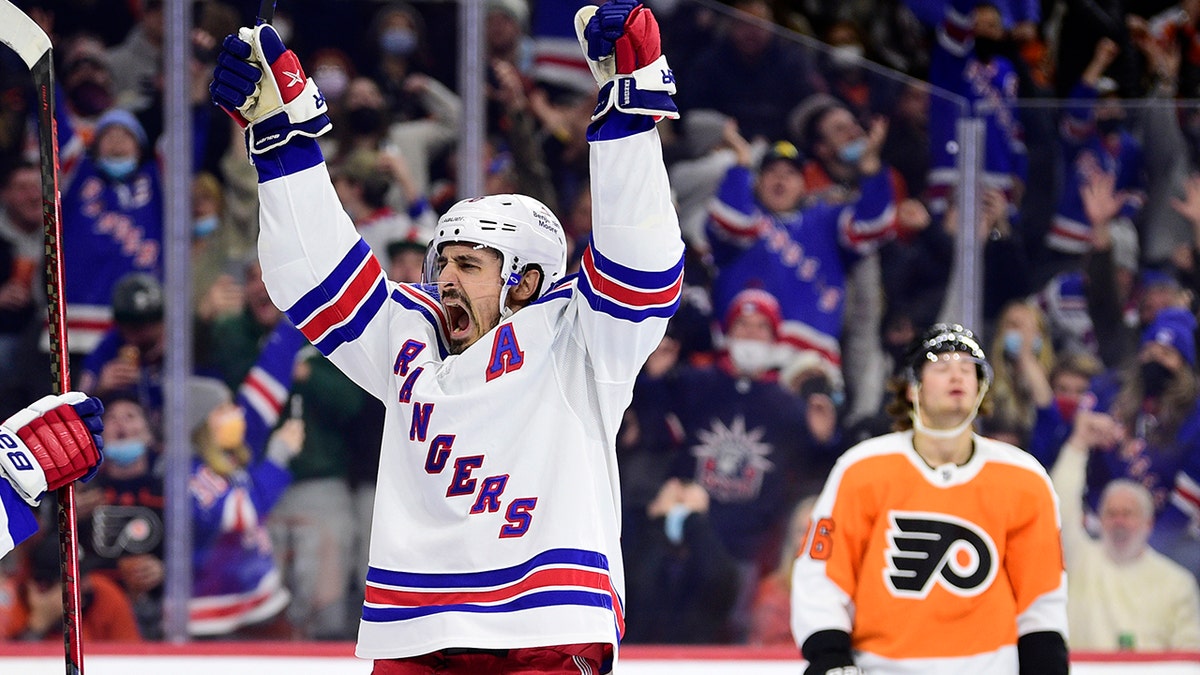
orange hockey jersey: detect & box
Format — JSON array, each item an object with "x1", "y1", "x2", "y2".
[{"x1": 791, "y1": 431, "x2": 1068, "y2": 674}]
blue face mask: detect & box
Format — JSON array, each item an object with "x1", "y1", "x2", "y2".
[
  {"x1": 837, "y1": 138, "x2": 867, "y2": 165},
  {"x1": 105, "y1": 438, "x2": 147, "y2": 466},
  {"x1": 380, "y1": 28, "x2": 417, "y2": 56},
  {"x1": 98, "y1": 156, "x2": 138, "y2": 181},
  {"x1": 1003, "y1": 330, "x2": 1042, "y2": 358},
  {"x1": 193, "y1": 215, "x2": 219, "y2": 238}
]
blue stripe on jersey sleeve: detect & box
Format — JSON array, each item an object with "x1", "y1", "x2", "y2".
[
  {"x1": 285, "y1": 239, "x2": 373, "y2": 325},
  {"x1": 577, "y1": 279, "x2": 679, "y2": 322},
  {"x1": 253, "y1": 136, "x2": 326, "y2": 182},
  {"x1": 311, "y1": 278, "x2": 388, "y2": 355},
  {"x1": 587, "y1": 240, "x2": 685, "y2": 291}
]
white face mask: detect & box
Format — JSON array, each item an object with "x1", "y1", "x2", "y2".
[
  {"x1": 313, "y1": 65, "x2": 349, "y2": 100},
  {"x1": 830, "y1": 44, "x2": 864, "y2": 68},
  {"x1": 727, "y1": 338, "x2": 778, "y2": 376}
]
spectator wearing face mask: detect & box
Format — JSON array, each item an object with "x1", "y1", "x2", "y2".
[
  {"x1": 986, "y1": 300, "x2": 1056, "y2": 447},
  {"x1": 1066, "y1": 306, "x2": 1200, "y2": 576},
  {"x1": 59, "y1": 109, "x2": 163, "y2": 357},
  {"x1": 788, "y1": 94, "x2": 905, "y2": 208},
  {"x1": 1027, "y1": 350, "x2": 1103, "y2": 468},
  {"x1": 74, "y1": 392, "x2": 165, "y2": 639},
  {"x1": 188, "y1": 317, "x2": 306, "y2": 638},
  {"x1": 56, "y1": 34, "x2": 117, "y2": 170},
  {"x1": 631, "y1": 289, "x2": 839, "y2": 643},
  {"x1": 306, "y1": 48, "x2": 355, "y2": 110},
  {"x1": 366, "y1": 2, "x2": 439, "y2": 120}
]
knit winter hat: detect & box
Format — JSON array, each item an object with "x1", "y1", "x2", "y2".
[
  {"x1": 94, "y1": 108, "x2": 148, "y2": 149},
  {"x1": 1141, "y1": 306, "x2": 1198, "y2": 367},
  {"x1": 723, "y1": 288, "x2": 783, "y2": 337},
  {"x1": 187, "y1": 376, "x2": 234, "y2": 435}
]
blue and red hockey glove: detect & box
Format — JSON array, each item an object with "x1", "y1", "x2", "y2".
[
  {"x1": 575, "y1": 0, "x2": 678, "y2": 122},
  {"x1": 210, "y1": 24, "x2": 331, "y2": 155}
]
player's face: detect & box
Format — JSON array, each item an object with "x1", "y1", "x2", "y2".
[
  {"x1": 914, "y1": 352, "x2": 980, "y2": 423},
  {"x1": 435, "y1": 243, "x2": 505, "y2": 354}
]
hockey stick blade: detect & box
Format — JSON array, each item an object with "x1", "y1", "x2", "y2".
[{"x1": 0, "y1": 1, "x2": 51, "y2": 69}]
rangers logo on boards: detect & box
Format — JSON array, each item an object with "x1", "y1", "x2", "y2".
[{"x1": 883, "y1": 511, "x2": 997, "y2": 599}]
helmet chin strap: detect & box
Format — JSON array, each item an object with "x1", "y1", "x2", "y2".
[
  {"x1": 909, "y1": 382, "x2": 989, "y2": 439},
  {"x1": 499, "y1": 284, "x2": 515, "y2": 320}
]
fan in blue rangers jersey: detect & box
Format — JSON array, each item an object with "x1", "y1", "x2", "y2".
[
  {"x1": 188, "y1": 321, "x2": 307, "y2": 637},
  {"x1": 706, "y1": 136, "x2": 898, "y2": 374},
  {"x1": 916, "y1": 0, "x2": 1027, "y2": 218},
  {"x1": 210, "y1": 1, "x2": 683, "y2": 672},
  {"x1": 1046, "y1": 40, "x2": 1145, "y2": 257},
  {"x1": 1, "y1": 393, "x2": 105, "y2": 559},
  {"x1": 59, "y1": 109, "x2": 163, "y2": 354},
  {"x1": 1060, "y1": 307, "x2": 1200, "y2": 573}
]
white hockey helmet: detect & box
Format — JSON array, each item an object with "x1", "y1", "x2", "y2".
[{"x1": 423, "y1": 194, "x2": 568, "y2": 309}]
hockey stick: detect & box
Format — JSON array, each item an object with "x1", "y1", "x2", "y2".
[
  {"x1": 0, "y1": 3, "x2": 84, "y2": 674},
  {"x1": 257, "y1": 0, "x2": 276, "y2": 24}
]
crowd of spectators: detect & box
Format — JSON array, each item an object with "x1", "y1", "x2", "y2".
[{"x1": 1, "y1": 0, "x2": 1200, "y2": 653}]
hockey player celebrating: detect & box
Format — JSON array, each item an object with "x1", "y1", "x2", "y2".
[
  {"x1": 210, "y1": 1, "x2": 682, "y2": 672},
  {"x1": 1, "y1": 393, "x2": 105, "y2": 559},
  {"x1": 791, "y1": 323, "x2": 1068, "y2": 674}
]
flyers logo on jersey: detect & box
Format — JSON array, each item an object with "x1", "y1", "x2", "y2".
[{"x1": 884, "y1": 511, "x2": 998, "y2": 599}]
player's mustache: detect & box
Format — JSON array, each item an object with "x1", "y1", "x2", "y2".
[{"x1": 432, "y1": 285, "x2": 474, "y2": 313}]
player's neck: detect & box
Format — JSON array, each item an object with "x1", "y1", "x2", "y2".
[{"x1": 912, "y1": 430, "x2": 973, "y2": 467}]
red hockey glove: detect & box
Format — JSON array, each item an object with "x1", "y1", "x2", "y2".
[
  {"x1": 576, "y1": 1, "x2": 677, "y2": 121},
  {"x1": 0, "y1": 392, "x2": 104, "y2": 506}
]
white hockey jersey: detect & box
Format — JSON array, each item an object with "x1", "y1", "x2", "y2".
[{"x1": 254, "y1": 126, "x2": 683, "y2": 662}]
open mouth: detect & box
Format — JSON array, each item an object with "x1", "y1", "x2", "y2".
[{"x1": 444, "y1": 301, "x2": 473, "y2": 340}]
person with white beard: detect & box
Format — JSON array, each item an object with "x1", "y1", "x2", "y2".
[{"x1": 1052, "y1": 408, "x2": 1200, "y2": 650}]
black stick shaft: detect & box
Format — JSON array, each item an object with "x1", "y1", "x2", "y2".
[
  {"x1": 32, "y1": 43, "x2": 84, "y2": 675},
  {"x1": 257, "y1": 0, "x2": 275, "y2": 24}
]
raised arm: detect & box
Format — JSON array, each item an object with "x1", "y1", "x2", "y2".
[
  {"x1": 211, "y1": 25, "x2": 396, "y2": 399},
  {"x1": 573, "y1": 2, "x2": 685, "y2": 384}
]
